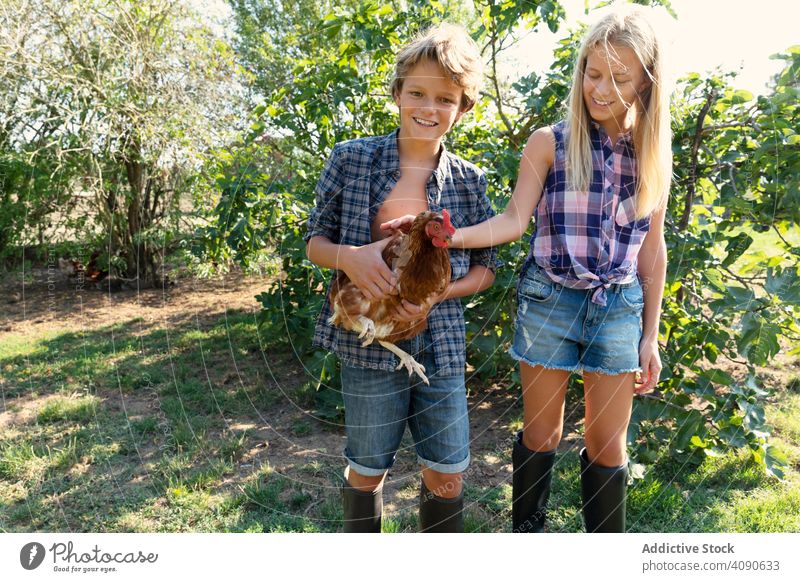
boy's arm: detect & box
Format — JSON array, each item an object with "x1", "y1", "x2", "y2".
[
  {"x1": 392, "y1": 264, "x2": 494, "y2": 322},
  {"x1": 304, "y1": 143, "x2": 396, "y2": 302}
]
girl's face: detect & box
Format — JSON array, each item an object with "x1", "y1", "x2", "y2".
[{"x1": 582, "y1": 43, "x2": 650, "y2": 132}]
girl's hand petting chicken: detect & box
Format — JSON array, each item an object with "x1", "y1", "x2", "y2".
[{"x1": 380, "y1": 214, "x2": 417, "y2": 235}]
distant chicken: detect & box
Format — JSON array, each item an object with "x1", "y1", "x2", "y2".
[
  {"x1": 328, "y1": 209, "x2": 456, "y2": 384},
  {"x1": 58, "y1": 250, "x2": 108, "y2": 283}
]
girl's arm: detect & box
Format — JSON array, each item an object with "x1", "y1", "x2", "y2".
[
  {"x1": 381, "y1": 127, "x2": 555, "y2": 248},
  {"x1": 636, "y1": 206, "x2": 667, "y2": 393}
]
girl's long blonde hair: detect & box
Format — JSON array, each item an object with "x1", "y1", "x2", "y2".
[{"x1": 565, "y1": 4, "x2": 672, "y2": 218}]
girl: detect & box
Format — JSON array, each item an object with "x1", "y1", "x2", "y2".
[{"x1": 382, "y1": 4, "x2": 670, "y2": 532}]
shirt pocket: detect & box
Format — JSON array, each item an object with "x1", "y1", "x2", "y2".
[{"x1": 615, "y1": 195, "x2": 650, "y2": 232}]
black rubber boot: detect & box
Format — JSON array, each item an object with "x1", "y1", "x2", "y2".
[
  {"x1": 579, "y1": 447, "x2": 627, "y2": 533},
  {"x1": 512, "y1": 431, "x2": 556, "y2": 533},
  {"x1": 342, "y1": 480, "x2": 382, "y2": 533},
  {"x1": 419, "y1": 480, "x2": 464, "y2": 533}
]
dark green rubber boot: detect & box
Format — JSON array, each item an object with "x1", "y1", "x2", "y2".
[
  {"x1": 580, "y1": 447, "x2": 627, "y2": 533},
  {"x1": 342, "y1": 480, "x2": 382, "y2": 533},
  {"x1": 512, "y1": 431, "x2": 556, "y2": 533},
  {"x1": 419, "y1": 480, "x2": 464, "y2": 533}
]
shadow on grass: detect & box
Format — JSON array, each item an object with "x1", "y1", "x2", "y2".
[
  {"x1": 0, "y1": 308, "x2": 335, "y2": 532},
  {"x1": 1, "y1": 311, "x2": 797, "y2": 532}
]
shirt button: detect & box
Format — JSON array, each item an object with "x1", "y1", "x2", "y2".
[{"x1": 606, "y1": 186, "x2": 613, "y2": 194}]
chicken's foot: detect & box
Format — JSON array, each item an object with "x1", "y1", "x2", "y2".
[
  {"x1": 355, "y1": 316, "x2": 376, "y2": 347},
  {"x1": 378, "y1": 340, "x2": 429, "y2": 385}
]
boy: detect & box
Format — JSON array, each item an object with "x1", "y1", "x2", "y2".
[{"x1": 304, "y1": 23, "x2": 497, "y2": 533}]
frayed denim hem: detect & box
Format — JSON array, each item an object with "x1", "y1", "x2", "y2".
[
  {"x1": 580, "y1": 364, "x2": 642, "y2": 376},
  {"x1": 508, "y1": 348, "x2": 580, "y2": 373},
  {"x1": 509, "y1": 348, "x2": 642, "y2": 376}
]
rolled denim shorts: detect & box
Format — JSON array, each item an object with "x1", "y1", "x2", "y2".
[
  {"x1": 509, "y1": 262, "x2": 644, "y2": 375},
  {"x1": 340, "y1": 330, "x2": 470, "y2": 477}
]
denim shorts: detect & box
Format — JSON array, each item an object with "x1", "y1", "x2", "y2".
[
  {"x1": 509, "y1": 263, "x2": 644, "y2": 375},
  {"x1": 340, "y1": 330, "x2": 470, "y2": 477}
]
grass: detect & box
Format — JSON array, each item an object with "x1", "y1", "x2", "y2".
[{"x1": 1, "y1": 269, "x2": 799, "y2": 532}]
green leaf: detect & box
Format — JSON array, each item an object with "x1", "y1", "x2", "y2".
[
  {"x1": 730, "y1": 89, "x2": 754, "y2": 104},
  {"x1": 718, "y1": 425, "x2": 747, "y2": 447},
  {"x1": 764, "y1": 445, "x2": 788, "y2": 479},
  {"x1": 739, "y1": 400, "x2": 766, "y2": 430},
  {"x1": 721, "y1": 233, "x2": 753, "y2": 268},
  {"x1": 766, "y1": 267, "x2": 800, "y2": 305},
  {"x1": 737, "y1": 313, "x2": 781, "y2": 365}
]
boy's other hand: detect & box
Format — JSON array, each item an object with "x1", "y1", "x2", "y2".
[
  {"x1": 391, "y1": 298, "x2": 434, "y2": 323},
  {"x1": 380, "y1": 214, "x2": 416, "y2": 234},
  {"x1": 342, "y1": 238, "x2": 398, "y2": 302}
]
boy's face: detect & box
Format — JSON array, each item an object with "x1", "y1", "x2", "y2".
[{"x1": 394, "y1": 59, "x2": 467, "y2": 144}]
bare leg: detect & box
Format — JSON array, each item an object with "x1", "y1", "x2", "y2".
[
  {"x1": 582, "y1": 371, "x2": 635, "y2": 467},
  {"x1": 378, "y1": 340, "x2": 429, "y2": 385},
  {"x1": 345, "y1": 466, "x2": 386, "y2": 492},
  {"x1": 520, "y1": 363, "x2": 571, "y2": 452},
  {"x1": 421, "y1": 468, "x2": 462, "y2": 498}
]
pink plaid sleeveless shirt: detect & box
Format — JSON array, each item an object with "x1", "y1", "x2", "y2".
[{"x1": 524, "y1": 120, "x2": 651, "y2": 306}]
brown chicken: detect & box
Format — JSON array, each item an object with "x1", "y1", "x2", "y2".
[{"x1": 328, "y1": 209, "x2": 456, "y2": 385}]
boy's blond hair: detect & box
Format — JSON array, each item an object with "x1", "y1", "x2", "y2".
[
  {"x1": 565, "y1": 4, "x2": 672, "y2": 218},
  {"x1": 390, "y1": 23, "x2": 484, "y2": 112}
]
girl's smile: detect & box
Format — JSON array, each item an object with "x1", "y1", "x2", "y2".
[{"x1": 582, "y1": 43, "x2": 650, "y2": 138}]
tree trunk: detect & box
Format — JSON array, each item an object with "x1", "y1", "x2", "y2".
[{"x1": 123, "y1": 157, "x2": 162, "y2": 288}]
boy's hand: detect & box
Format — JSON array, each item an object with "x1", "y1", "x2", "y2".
[
  {"x1": 380, "y1": 214, "x2": 416, "y2": 234},
  {"x1": 341, "y1": 239, "x2": 397, "y2": 302},
  {"x1": 392, "y1": 297, "x2": 436, "y2": 323}
]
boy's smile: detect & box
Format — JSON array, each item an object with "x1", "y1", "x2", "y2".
[{"x1": 394, "y1": 58, "x2": 466, "y2": 146}]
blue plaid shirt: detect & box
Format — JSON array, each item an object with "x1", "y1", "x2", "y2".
[{"x1": 304, "y1": 129, "x2": 498, "y2": 377}]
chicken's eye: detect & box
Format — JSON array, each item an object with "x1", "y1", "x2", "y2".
[{"x1": 433, "y1": 223, "x2": 440, "y2": 231}]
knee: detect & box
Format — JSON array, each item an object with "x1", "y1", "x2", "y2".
[
  {"x1": 345, "y1": 466, "x2": 386, "y2": 493},
  {"x1": 583, "y1": 438, "x2": 627, "y2": 468},
  {"x1": 521, "y1": 424, "x2": 562, "y2": 452},
  {"x1": 422, "y1": 469, "x2": 462, "y2": 498}
]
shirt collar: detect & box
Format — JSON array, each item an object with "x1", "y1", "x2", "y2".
[{"x1": 382, "y1": 129, "x2": 449, "y2": 200}]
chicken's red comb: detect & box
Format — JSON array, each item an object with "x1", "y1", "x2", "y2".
[{"x1": 441, "y1": 208, "x2": 455, "y2": 235}]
